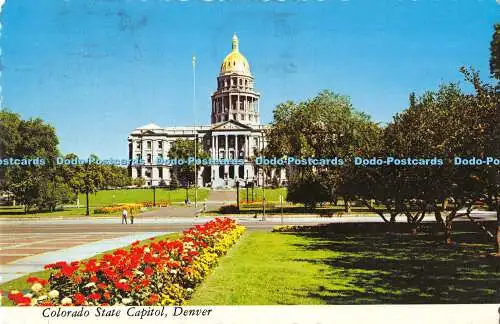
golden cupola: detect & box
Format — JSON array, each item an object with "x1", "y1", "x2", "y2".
[{"x1": 220, "y1": 33, "x2": 251, "y2": 76}]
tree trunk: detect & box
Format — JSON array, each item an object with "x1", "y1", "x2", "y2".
[
  {"x1": 344, "y1": 198, "x2": 351, "y2": 213},
  {"x1": 444, "y1": 218, "x2": 453, "y2": 245},
  {"x1": 86, "y1": 190, "x2": 90, "y2": 216},
  {"x1": 496, "y1": 197, "x2": 500, "y2": 255}
]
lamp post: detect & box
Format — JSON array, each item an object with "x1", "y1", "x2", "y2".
[
  {"x1": 236, "y1": 181, "x2": 240, "y2": 213},
  {"x1": 262, "y1": 169, "x2": 266, "y2": 221},
  {"x1": 192, "y1": 56, "x2": 198, "y2": 208},
  {"x1": 153, "y1": 186, "x2": 156, "y2": 207},
  {"x1": 246, "y1": 179, "x2": 249, "y2": 204}
]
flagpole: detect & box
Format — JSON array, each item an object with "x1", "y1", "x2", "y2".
[{"x1": 192, "y1": 55, "x2": 197, "y2": 208}]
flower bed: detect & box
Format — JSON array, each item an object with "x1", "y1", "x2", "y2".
[
  {"x1": 8, "y1": 218, "x2": 245, "y2": 306},
  {"x1": 239, "y1": 201, "x2": 276, "y2": 209},
  {"x1": 140, "y1": 200, "x2": 170, "y2": 207},
  {"x1": 94, "y1": 203, "x2": 143, "y2": 214}
]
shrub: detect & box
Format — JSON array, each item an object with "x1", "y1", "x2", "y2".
[{"x1": 219, "y1": 204, "x2": 239, "y2": 214}]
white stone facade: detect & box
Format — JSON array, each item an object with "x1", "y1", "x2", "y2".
[{"x1": 127, "y1": 35, "x2": 286, "y2": 188}]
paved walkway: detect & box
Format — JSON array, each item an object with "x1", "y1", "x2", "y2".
[
  {"x1": 0, "y1": 231, "x2": 169, "y2": 284},
  {"x1": 207, "y1": 190, "x2": 237, "y2": 203}
]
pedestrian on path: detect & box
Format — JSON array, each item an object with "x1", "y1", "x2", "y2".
[
  {"x1": 122, "y1": 209, "x2": 128, "y2": 224},
  {"x1": 130, "y1": 209, "x2": 134, "y2": 224}
]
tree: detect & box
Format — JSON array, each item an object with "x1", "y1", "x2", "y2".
[
  {"x1": 67, "y1": 155, "x2": 104, "y2": 216},
  {"x1": 0, "y1": 112, "x2": 60, "y2": 212},
  {"x1": 490, "y1": 24, "x2": 500, "y2": 80},
  {"x1": 168, "y1": 139, "x2": 209, "y2": 186},
  {"x1": 265, "y1": 90, "x2": 381, "y2": 209}
]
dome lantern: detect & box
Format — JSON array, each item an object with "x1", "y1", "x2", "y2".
[{"x1": 220, "y1": 33, "x2": 251, "y2": 76}]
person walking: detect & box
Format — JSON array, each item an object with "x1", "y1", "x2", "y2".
[{"x1": 122, "y1": 208, "x2": 128, "y2": 224}]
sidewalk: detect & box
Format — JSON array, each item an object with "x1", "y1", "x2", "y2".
[{"x1": 0, "y1": 232, "x2": 170, "y2": 284}]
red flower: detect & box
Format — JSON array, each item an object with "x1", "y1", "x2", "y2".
[
  {"x1": 115, "y1": 282, "x2": 130, "y2": 292},
  {"x1": 88, "y1": 293, "x2": 101, "y2": 301},
  {"x1": 144, "y1": 266, "x2": 153, "y2": 276},
  {"x1": 73, "y1": 293, "x2": 86, "y2": 305},
  {"x1": 147, "y1": 294, "x2": 160, "y2": 305}
]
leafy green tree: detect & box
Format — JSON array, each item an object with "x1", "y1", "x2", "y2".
[
  {"x1": 0, "y1": 112, "x2": 60, "y2": 212},
  {"x1": 67, "y1": 155, "x2": 104, "y2": 216},
  {"x1": 490, "y1": 24, "x2": 500, "y2": 79},
  {"x1": 168, "y1": 139, "x2": 209, "y2": 186},
  {"x1": 266, "y1": 90, "x2": 381, "y2": 209}
]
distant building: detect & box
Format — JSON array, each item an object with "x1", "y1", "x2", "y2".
[{"x1": 128, "y1": 34, "x2": 285, "y2": 188}]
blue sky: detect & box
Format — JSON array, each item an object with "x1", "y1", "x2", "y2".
[{"x1": 2, "y1": 0, "x2": 498, "y2": 158}]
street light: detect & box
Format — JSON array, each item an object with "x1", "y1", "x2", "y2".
[
  {"x1": 152, "y1": 185, "x2": 156, "y2": 207},
  {"x1": 236, "y1": 181, "x2": 240, "y2": 213},
  {"x1": 246, "y1": 178, "x2": 249, "y2": 204}
]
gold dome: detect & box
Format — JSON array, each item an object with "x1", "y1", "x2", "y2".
[{"x1": 220, "y1": 33, "x2": 251, "y2": 76}]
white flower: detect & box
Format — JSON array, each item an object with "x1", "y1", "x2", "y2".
[
  {"x1": 119, "y1": 279, "x2": 127, "y2": 283},
  {"x1": 134, "y1": 270, "x2": 144, "y2": 276},
  {"x1": 121, "y1": 298, "x2": 133, "y2": 305},
  {"x1": 144, "y1": 247, "x2": 151, "y2": 253},
  {"x1": 170, "y1": 269, "x2": 177, "y2": 274},
  {"x1": 84, "y1": 282, "x2": 96, "y2": 288},
  {"x1": 186, "y1": 288, "x2": 193, "y2": 293},
  {"x1": 24, "y1": 293, "x2": 33, "y2": 298},
  {"x1": 61, "y1": 297, "x2": 72, "y2": 305},
  {"x1": 38, "y1": 295, "x2": 47, "y2": 301},
  {"x1": 48, "y1": 290, "x2": 59, "y2": 299},
  {"x1": 31, "y1": 283, "x2": 43, "y2": 293}
]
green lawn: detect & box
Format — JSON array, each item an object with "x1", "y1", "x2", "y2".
[
  {"x1": 238, "y1": 187, "x2": 287, "y2": 202},
  {"x1": 0, "y1": 206, "x2": 97, "y2": 217},
  {"x1": 0, "y1": 206, "x2": 159, "y2": 218},
  {"x1": 188, "y1": 229, "x2": 500, "y2": 304},
  {"x1": 78, "y1": 188, "x2": 210, "y2": 207},
  {"x1": 0, "y1": 232, "x2": 180, "y2": 305}
]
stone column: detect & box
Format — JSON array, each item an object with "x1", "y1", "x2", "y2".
[
  {"x1": 216, "y1": 135, "x2": 219, "y2": 159},
  {"x1": 235, "y1": 135, "x2": 239, "y2": 159},
  {"x1": 225, "y1": 134, "x2": 228, "y2": 159},
  {"x1": 211, "y1": 135, "x2": 215, "y2": 159},
  {"x1": 245, "y1": 135, "x2": 249, "y2": 158}
]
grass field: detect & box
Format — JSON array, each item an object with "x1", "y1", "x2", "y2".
[
  {"x1": 0, "y1": 206, "x2": 98, "y2": 217},
  {"x1": 238, "y1": 188, "x2": 287, "y2": 202},
  {"x1": 77, "y1": 188, "x2": 210, "y2": 207},
  {"x1": 188, "y1": 229, "x2": 500, "y2": 304},
  {"x1": 0, "y1": 232, "x2": 180, "y2": 306}
]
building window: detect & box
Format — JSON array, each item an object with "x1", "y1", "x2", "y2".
[
  {"x1": 136, "y1": 167, "x2": 141, "y2": 176},
  {"x1": 241, "y1": 114, "x2": 245, "y2": 120},
  {"x1": 159, "y1": 168, "x2": 163, "y2": 178},
  {"x1": 158, "y1": 141, "x2": 163, "y2": 149},
  {"x1": 158, "y1": 153, "x2": 163, "y2": 161},
  {"x1": 145, "y1": 168, "x2": 152, "y2": 178},
  {"x1": 136, "y1": 142, "x2": 141, "y2": 149},
  {"x1": 147, "y1": 141, "x2": 152, "y2": 149},
  {"x1": 233, "y1": 114, "x2": 236, "y2": 120},
  {"x1": 239, "y1": 79, "x2": 242, "y2": 85},
  {"x1": 147, "y1": 154, "x2": 152, "y2": 164},
  {"x1": 136, "y1": 154, "x2": 141, "y2": 160}
]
